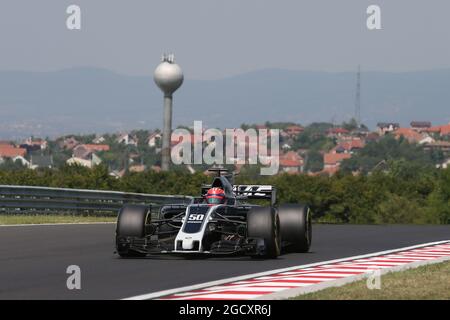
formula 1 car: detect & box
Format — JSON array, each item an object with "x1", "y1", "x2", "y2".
[{"x1": 115, "y1": 168, "x2": 312, "y2": 259}]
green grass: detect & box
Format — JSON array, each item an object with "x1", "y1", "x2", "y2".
[
  {"x1": 292, "y1": 260, "x2": 450, "y2": 300},
  {"x1": 0, "y1": 214, "x2": 116, "y2": 225}
]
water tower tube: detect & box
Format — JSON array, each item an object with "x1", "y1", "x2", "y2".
[{"x1": 154, "y1": 54, "x2": 184, "y2": 171}]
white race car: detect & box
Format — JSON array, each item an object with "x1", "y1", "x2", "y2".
[{"x1": 115, "y1": 168, "x2": 312, "y2": 259}]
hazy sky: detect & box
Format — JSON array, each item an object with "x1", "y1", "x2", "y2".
[{"x1": 0, "y1": 0, "x2": 449, "y2": 79}]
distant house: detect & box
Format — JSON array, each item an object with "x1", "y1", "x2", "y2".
[
  {"x1": 23, "y1": 137, "x2": 47, "y2": 150},
  {"x1": 129, "y1": 164, "x2": 146, "y2": 173},
  {"x1": 426, "y1": 124, "x2": 450, "y2": 137},
  {"x1": 92, "y1": 136, "x2": 106, "y2": 144},
  {"x1": 422, "y1": 141, "x2": 450, "y2": 153},
  {"x1": 371, "y1": 160, "x2": 390, "y2": 173},
  {"x1": 0, "y1": 145, "x2": 27, "y2": 158},
  {"x1": 365, "y1": 132, "x2": 380, "y2": 143},
  {"x1": 418, "y1": 136, "x2": 435, "y2": 145},
  {"x1": 148, "y1": 132, "x2": 162, "y2": 148},
  {"x1": 73, "y1": 144, "x2": 110, "y2": 159},
  {"x1": 323, "y1": 152, "x2": 351, "y2": 173},
  {"x1": 441, "y1": 124, "x2": 450, "y2": 136},
  {"x1": 29, "y1": 155, "x2": 53, "y2": 169},
  {"x1": 326, "y1": 128, "x2": 349, "y2": 138},
  {"x1": 12, "y1": 156, "x2": 30, "y2": 167},
  {"x1": 117, "y1": 133, "x2": 138, "y2": 146},
  {"x1": 83, "y1": 144, "x2": 110, "y2": 152},
  {"x1": 333, "y1": 138, "x2": 365, "y2": 154},
  {"x1": 279, "y1": 151, "x2": 304, "y2": 174},
  {"x1": 73, "y1": 145, "x2": 91, "y2": 159},
  {"x1": 61, "y1": 137, "x2": 80, "y2": 150},
  {"x1": 66, "y1": 153, "x2": 102, "y2": 168},
  {"x1": 393, "y1": 128, "x2": 423, "y2": 143},
  {"x1": 377, "y1": 123, "x2": 400, "y2": 136},
  {"x1": 410, "y1": 121, "x2": 431, "y2": 132}
]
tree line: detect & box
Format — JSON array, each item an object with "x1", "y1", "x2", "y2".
[{"x1": 0, "y1": 164, "x2": 449, "y2": 224}]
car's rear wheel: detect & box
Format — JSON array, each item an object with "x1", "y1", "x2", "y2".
[
  {"x1": 116, "y1": 205, "x2": 150, "y2": 258},
  {"x1": 247, "y1": 206, "x2": 281, "y2": 259},
  {"x1": 278, "y1": 204, "x2": 312, "y2": 253}
]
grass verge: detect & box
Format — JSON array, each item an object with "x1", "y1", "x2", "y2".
[
  {"x1": 0, "y1": 214, "x2": 116, "y2": 225},
  {"x1": 292, "y1": 260, "x2": 450, "y2": 300}
]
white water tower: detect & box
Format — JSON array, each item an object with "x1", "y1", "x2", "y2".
[{"x1": 154, "y1": 53, "x2": 184, "y2": 171}]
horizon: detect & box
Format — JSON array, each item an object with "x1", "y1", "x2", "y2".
[
  {"x1": 2, "y1": 65, "x2": 450, "y2": 81},
  {"x1": 2, "y1": 119, "x2": 450, "y2": 142},
  {"x1": 1, "y1": 67, "x2": 449, "y2": 140}
]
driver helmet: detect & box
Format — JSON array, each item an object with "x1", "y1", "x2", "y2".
[{"x1": 206, "y1": 187, "x2": 226, "y2": 205}]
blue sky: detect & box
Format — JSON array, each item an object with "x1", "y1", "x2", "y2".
[{"x1": 0, "y1": 0, "x2": 449, "y2": 79}]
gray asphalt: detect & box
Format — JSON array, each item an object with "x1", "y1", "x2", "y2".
[{"x1": 0, "y1": 223, "x2": 449, "y2": 299}]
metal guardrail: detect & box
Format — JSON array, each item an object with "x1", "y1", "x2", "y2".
[{"x1": 0, "y1": 185, "x2": 193, "y2": 216}]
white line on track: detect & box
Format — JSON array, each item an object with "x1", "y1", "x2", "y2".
[{"x1": 122, "y1": 240, "x2": 450, "y2": 300}]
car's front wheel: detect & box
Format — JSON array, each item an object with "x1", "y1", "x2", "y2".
[
  {"x1": 247, "y1": 206, "x2": 281, "y2": 259},
  {"x1": 115, "y1": 205, "x2": 150, "y2": 258}
]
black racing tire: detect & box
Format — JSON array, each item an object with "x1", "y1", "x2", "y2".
[
  {"x1": 278, "y1": 204, "x2": 312, "y2": 253},
  {"x1": 247, "y1": 206, "x2": 281, "y2": 259},
  {"x1": 116, "y1": 205, "x2": 150, "y2": 258}
]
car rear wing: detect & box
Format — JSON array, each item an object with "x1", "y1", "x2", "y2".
[
  {"x1": 201, "y1": 184, "x2": 277, "y2": 205},
  {"x1": 233, "y1": 185, "x2": 277, "y2": 206}
]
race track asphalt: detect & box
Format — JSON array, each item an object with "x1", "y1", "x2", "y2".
[{"x1": 0, "y1": 223, "x2": 449, "y2": 299}]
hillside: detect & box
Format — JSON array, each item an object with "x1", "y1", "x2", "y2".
[{"x1": 0, "y1": 68, "x2": 449, "y2": 139}]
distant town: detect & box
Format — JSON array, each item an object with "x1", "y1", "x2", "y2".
[{"x1": 0, "y1": 119, "x2": 449, "y2": 177}]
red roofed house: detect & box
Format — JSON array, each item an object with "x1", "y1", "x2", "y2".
[
  {"x1": 323, "y1": 152, "x2": 351, "y2": 174},
  {"x1": 424, "y1": 123, "x2": 450, "y2": 137},
  {"x1": 410, "y1": 121, "x2": 431, "y2": 132},
  {"x1": 333, "y1": 138, "x2": 365, "y2": 154},
  {"x1": 425, "y1": 126, "x2": 443, "y2": 134},
  {"x1": 440, "y1": 124, "x2": 450, "y2": 136},
  {"x1": 73, "y1": 144, "x2": 109, "y2": 160},
  {"x1": 83, "y1": 144, "x2": 110, "y2": 152},
  {"x1": 326, "y1": 127, "x2": 350, "y2": 138},
  {"x1": 393, "y1": 128, "x2": 423, "y2": 143},
  {"x1": 279, "y1": 151, "x2": 304, "y2": 174},
  {"x1": 0, "y1": 145, "x2": 27, "y2": 158}
]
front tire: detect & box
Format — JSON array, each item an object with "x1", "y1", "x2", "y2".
[
  {"x1": 247, "y1": 207, "x2": 281, "y2": 259},
  {"x1": 116, "y1": 205, "x2": 150, "y2": 258},
  {"x1": 278, "y1": 204, "x2": 312, "y2": 253}
]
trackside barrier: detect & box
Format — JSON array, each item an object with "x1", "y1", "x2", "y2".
[{"x1": 0, "y1": 185, "x2": 193, "y2": 216}]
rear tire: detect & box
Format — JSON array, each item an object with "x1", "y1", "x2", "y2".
[
  {"x1": 278, "y1": 204, "x2": 312, "y2": 253},
  {"x1": 247, "y1": 207, "x2": 281, "y2": 259},
  {"x1": 116, "y1": 205, "x2": 150, "y2": 258}
]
